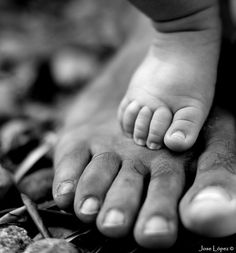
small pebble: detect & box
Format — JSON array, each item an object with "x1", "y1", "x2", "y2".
[{"x1": 0, "y1": 225, "x2": 32, "y2": 253}]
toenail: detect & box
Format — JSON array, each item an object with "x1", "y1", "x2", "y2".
[
  {"x1": 193, "y1": 187, "x2": 231, "y2": 203},
  {"x1": 80, "y1": 197, "x2": 100, "y2": 215},
  {"x1": 103, "y1": 209, "x2": 125, "y2": 227},
  {"x1": 148, "y1": 142, "x2": 161, "y2": 150},
  {"x1": 56, "y1": 180, "x2": 75, "y2": 196},
  {"x1": 171, "y1": 131, "x2": 185, "y2": 140},
  {"x1": 144, "y1": 216, "x2": 173, "y2": 235},
  {"x1": 135, "y1": 138, "x2": 145, "y2": 146}
]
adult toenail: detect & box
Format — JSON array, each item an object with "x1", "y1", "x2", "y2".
[
  {"x1": 80, "y1": 197, "x2": 100, "y2": 215},
  {"x1": 148, "y1": 142, "x2": 161, "y2": 150},
  {"x1": 171, "y1": 131, "x2": 185, "y2": 140},
  {"x1": 56, "y1": 180, "x2": 75, "y2": 196},
  {"x1": 135, "y1": 138, "x2": 145, "y2": 146},
  {"x1": 103, "y1": 209, "x2": 125, "y2": 227},
  {"x1": 144, "y1": 216, "x2": 173, "y2": 235},
  {"x1": 193, "y1": 187, "x2": 231, "y2": 203}
]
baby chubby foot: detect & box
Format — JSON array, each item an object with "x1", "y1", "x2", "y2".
[{"x1": 118, "y1": 4, "x2": 221, "y2": 152}]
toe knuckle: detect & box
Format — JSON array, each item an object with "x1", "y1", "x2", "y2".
[
  {"x1": 123, "y1": 159, "x2": 148, "y2": 176},
  {"x1": 150, "y1": 158, "x2": 181, "y2": 180},
  {"x1": 148, "y1": 129, "x2": 163, "y2": 139},
  {"x1": 135, "y1": 123, "x2": 145, "y2": 131},
  {"x1": 175, "y1": 118, "x2": 197, "y2": 126},
  {"x1": 134, "y1": 125, "x2": 147, "y2": 137},
  {"x1": 92, "y1": 151, "x2": 119, "y2": 161}
]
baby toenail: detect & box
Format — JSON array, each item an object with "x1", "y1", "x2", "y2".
[
  {"x1": 148, "y1": 142, "x2": 161, "y2": 150},
  {"x1": 80, "y1": 197, "x2": 100, "y2": 215},
  {"x1": 171, "y1": 131, "x2": 185, "y2": 140},
  {"x1": 56, "y1": 180, "x2": 75, "y2": 196},
  {"x1": 135, "y1": 138, "x2": 145, "y2": 146},
  {"x1": 144, "y1": 216, "x2": 172, "y2": 235},
  {"x1": 103, "y1": 209, "x2": 125, "y2": 227},
  {"x1": 193, "y1": 187, "x2": 231, "y2": 203}
]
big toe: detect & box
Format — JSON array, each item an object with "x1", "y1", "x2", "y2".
[
  {"x1": 180, "y1": 187, "x2": 236, "y2": 237},
  {"x1": 179, "y1": 107, "x2": 236, "y2": 237},
  {"x1": 164, "y1": 106, "x2": 206, "y2": 152}
]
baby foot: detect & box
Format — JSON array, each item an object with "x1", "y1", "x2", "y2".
[{"x1": 118, "y1": 4, "x2": 221, "y2": 152}]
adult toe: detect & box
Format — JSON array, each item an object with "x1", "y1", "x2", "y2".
[
  {"x1": 74, "y1": 152, "x2": 121, "y2": 223},
  {"x1": 96, "y1": 159, "x2": 147, "y2": 238},
  {"x1": 53, "y1": 134, "x2": 91, "y2": 210},
  {"x1": 180, "y1": 108, "x2": 236, "y2": 237},
  {"x1": 134, "y1": 150, "x2": 185, "y2": 248}
]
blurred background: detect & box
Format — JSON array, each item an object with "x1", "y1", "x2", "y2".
[
  {"x1": 0, "y1": 0, "x2": 134, "y2": 123},
  {"x1": 0, "y1": 2, "x2": 140, "y2": 252}
]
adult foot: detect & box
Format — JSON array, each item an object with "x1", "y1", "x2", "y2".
[
  {"x1": 53, "y1": 107, "x2": 236, "y2": 248},
  {"x1": 53, "y1": 114, "x2": 186, "y2": 249},
  {"x1": 118, "y1": 1, "x2": 221, "y2": 152}
]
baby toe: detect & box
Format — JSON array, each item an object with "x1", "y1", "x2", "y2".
[
  {"x1": 146, "y1": 107, "x2": 172, "y2": 150},
  {"x1": 164, "y1": 106, "x2": 206, "y2": 152},
  {"x1": 117, "y1": 98, "x2": 130, "y2": 124},
  {"x1": 122, "y1": 101, "x2": 141, "y2": 137},
  {"x1": 133, "y1": 106, "x2": 153, "y2": 146}
]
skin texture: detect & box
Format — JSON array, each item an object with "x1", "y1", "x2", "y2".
[{"x1": 52, "y1": 12, "x2": 236, "y2": 249}]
